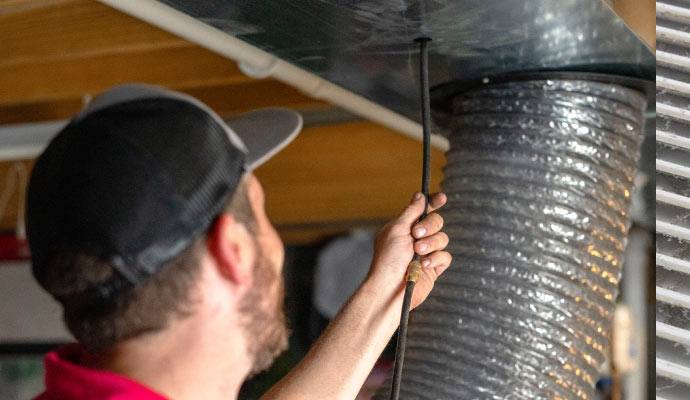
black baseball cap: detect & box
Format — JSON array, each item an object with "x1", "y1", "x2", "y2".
[{"x1": 27, "y1": 84, "x2": 302, "y2": 304}]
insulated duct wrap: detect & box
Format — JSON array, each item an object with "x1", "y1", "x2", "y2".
[{"x1": 377, "y1": 79, "x2": 646, "y2": 399}]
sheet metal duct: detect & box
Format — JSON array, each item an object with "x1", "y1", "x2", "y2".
[
  {"x1": 375, "y1": 77, "x2": 646, "y2": 399},
  {"x1": 99, "y1": 0, "x2": 654, "y2": 144}
]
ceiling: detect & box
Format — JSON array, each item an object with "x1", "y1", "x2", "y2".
[
  {"x1": 146, "y1": 0, "x2": 654, "y2": 126},
  {"x1": 0, "y1": 0, "x2": 654, "y2": 243}
]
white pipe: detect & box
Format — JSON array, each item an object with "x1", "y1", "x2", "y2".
[
  {"x1": 0, "y1": 120, "x2": 67, "y2": 161},
  {"x1": 97, "y1": 0, "x2": 449, "y2": 151},
  {"x1": 620, "y1": 230, "x2": 648, "y2": 400}
]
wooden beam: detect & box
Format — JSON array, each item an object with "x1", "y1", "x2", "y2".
[
  {"x1": 0, "y1": 99, "x2": 84, "y2": 125},
  {"x1": 0, "y1": 81, "x2": 328, "y2": 126},
  {"x1": 257, "y1": 120, "x2": 445, "y2": 242},
  {"x1": 0, "y1": 45, "x2": 252, "y2": 106},
  {"x1": 0, "y1": 0, "x2": 74, "y2": 15},
  {"x1": 0, "y1": 122, "x2": 444, "y2": 244},
  {"x1": 612, "y1": 0, "x2": 656, "y2": 49},
  {"x1": 0, "y1": 0, "x2": 185, "y2": 67},
  {"x1": 0, "y1": 0, "x2": 327, "y2": 124}
]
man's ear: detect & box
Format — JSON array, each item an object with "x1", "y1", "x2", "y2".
[{"x1": 207, "y1": 213, "x2": 254, "y2": 287}]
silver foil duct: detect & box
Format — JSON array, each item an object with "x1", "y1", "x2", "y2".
[{"x1": 377, "y1": 79, "x2": 646, "y2": 399}]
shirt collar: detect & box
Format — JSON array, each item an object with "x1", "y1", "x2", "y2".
[{"x1": 42, "y1": 344, "x2": 168, "y2": 400}]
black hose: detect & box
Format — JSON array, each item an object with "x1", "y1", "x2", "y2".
[
  {"x1": 390, "y1": 279, "x2": 415, "y2": 400},
  {"x1": 418, "y1": 37, "x2": 432, "y2": 219},
  {"x1": 390, "y1": 36, "x2": 432, "y2": 400}
]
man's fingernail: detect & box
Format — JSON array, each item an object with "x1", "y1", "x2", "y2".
[
  {"x1": 418, "y1": 242, "x2": 428, "y2": 251},
  {"x1": 415, "y1": 227, "x2": 426, "y2": 238},
  {"x1": 414, "y1": 192, "x2": 423, "y2": 201},
  {"x1": 422, "y1": 259, "x2": 431, "y2": 267}
]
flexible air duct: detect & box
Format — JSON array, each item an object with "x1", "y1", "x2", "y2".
[{"x1": 376, "y1": 78, "x2": 646, "y2": 399}]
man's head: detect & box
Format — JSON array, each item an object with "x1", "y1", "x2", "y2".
[{"x1": 26, "y1": 84, "x2": 300, "y2": 374}]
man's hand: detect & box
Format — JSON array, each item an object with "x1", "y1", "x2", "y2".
[
  {"x1": 263, "y1": 192, "x2": 450, "y2": 400},
  {"x1": 367, "y1": 192, "x2": 451, "y2": 310}
]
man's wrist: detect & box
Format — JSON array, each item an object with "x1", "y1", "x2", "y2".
[{"x1": 358, "y1": 274, "x2": 405, "y2": 335}]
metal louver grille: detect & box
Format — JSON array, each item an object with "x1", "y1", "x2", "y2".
[{"x1": 657, "y1": 2, "x2": 690, "y2": 398}]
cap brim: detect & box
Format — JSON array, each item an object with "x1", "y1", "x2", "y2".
[{"x1": 224, "y1": 108, "x2": 302, "y2": 170}]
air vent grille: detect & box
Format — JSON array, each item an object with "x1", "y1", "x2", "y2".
[{"x1": 656, "y1": 2, "x2": 690, "y2": 398}]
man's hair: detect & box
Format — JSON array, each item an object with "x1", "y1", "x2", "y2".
[{"x1": 42, "y1": 177, "x2": 256, "y2": 353}]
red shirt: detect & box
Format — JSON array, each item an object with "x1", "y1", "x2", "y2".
[{"x1": 34, "y1": 344, "x2": 168, "y2": 400}]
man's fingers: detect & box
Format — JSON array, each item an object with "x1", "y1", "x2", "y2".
[
  {"x1": 398, "y1": 192, "x2": 447, "y2": 226},
  {"x1": 426, "y1": 192, "x2": 447, "y2": 213},
  {"x1": 421, "y1": 252, "x2": 452, "y2": 285},
  {"x1": 414, "y1": 231, "x2": 449, "y2": 255},
  {"x1": 412, "y1": 213, "x2": 443, "y2": 239},
  {"x1": 420, "y1": 250, "x2": 451, "y2": 269},
  {"x1": 398, "y1": 192, "x2": 427, "y2": 225},
  {"x1": 432, "y1": 263, "x2": 451, "y2": 280}
]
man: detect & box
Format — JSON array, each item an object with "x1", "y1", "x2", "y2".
[{"x1": 27, "y1": 84, "x2": 451, "y2": 400}]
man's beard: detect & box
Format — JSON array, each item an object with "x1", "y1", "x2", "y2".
[{"x1": 239, "y1": 247, "x2": 289, "y2": 377}]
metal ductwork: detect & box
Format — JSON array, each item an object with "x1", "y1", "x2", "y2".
[
  {"x1": 656, "y1": 1, "x2": 690, "y2": 398},
  {"x1": 97, "y1": 0, "x2": 654, "y2": 149},
  {"x1": 376, "y1": 77, "x2": 646, "y2": 399}
]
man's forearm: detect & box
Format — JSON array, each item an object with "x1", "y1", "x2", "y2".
[
  {"x1": 262, "y1": 192, "x2": 450, "y2": 399},
  {"x1": 262, "y1": 277, "x2": 403, "y2": 400}
]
